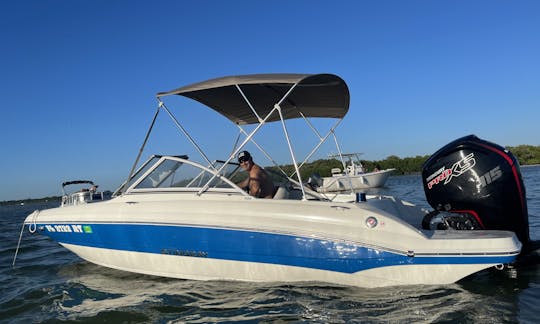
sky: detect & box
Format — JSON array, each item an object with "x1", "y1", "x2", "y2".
[{"x1": 1, "y1": 0, "x2": 539, "y2": 201}]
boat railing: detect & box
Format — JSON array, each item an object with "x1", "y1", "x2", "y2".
[{"x1": 61, "y1": 190, "x2": 111, "y2": 207}]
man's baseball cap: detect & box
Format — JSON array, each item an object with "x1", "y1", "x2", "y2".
[{"x1": 238, "y1": 151, "x2": 252, "y2": 163}]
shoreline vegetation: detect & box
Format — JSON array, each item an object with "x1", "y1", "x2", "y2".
[
  {"x1": 2, "y1": 145, "x2": 539, "y2": 206},
  {"x1": 1, "y1": 197, "x2": 62, "y2": 207}
]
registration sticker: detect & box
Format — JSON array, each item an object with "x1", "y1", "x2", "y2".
[{"x1": 43, "y1": 224, "x2": 93, "y2": 234}]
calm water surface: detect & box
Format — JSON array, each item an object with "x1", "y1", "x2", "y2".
[{"x1": 1, "y1": 166, "x2": 539, "y2": 323}]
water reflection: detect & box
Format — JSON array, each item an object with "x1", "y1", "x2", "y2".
[{"x1": 51, "y1": 260, "x2": 539, "y2": 323}]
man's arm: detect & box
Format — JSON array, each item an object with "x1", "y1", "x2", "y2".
[{"x1": 237, "y1": 177, "x2": 249, "y2": 190}]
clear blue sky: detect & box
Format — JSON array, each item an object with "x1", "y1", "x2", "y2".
[{"x1": 1, "y1": 0, "x2": 539, "y2": 201}]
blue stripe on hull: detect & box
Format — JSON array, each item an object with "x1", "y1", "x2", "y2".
[{"x1": 34, "y1": 223, "x2": 517, "y2": 273}]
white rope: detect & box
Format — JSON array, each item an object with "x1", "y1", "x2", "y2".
[
  {"x1": 13, "y1": 210, "x2": 41, "y2": 268},
  {"x1": 12, "y1": 222, "x2": 26, "y2": 268},
  {"x1": 28, "y1": 210, "x2": 39, "y2": 233}
]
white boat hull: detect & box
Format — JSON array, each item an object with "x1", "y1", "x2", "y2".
[
  {"x1": 65, "y1": 243, "x2": 507, "y2": 288},
  {"x1": 25, "y1": 193, "x2": 521, "y2": 288},
  {"x1": 319, "y1": 169, "x2": 395, "y2": 192}
]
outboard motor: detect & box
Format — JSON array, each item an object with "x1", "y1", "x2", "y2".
[{"x1": 421, "y1": 135, "x2": 530, "y2": 249}]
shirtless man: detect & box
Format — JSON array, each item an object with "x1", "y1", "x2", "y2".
[{"x1": 236, "y1": 151, "x2": 274, "y2": 198}]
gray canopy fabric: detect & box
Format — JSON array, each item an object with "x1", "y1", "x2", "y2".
[
  {"x1": 62, "y1": 180, "x2": 95, "y2": 187},
  {"x1": 156, "y1": 74, "x2": 350, "y2": 125}
]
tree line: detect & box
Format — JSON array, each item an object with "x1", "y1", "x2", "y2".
[
  {"x1": 268, "y1": 144, "x2": 540, "y2": 180},
  {"x1": 2, "y1": 145, "x2": 538, "y2": 205},
  {"x1": 0, "y1": 196, "x2": 61, "y2": 206},
  {"x1": 507, "y1": 145, "x2": 540, "y2": 165}
]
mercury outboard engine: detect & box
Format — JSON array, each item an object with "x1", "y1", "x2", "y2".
[{"x1": 421, "y1": 135, "x2": 530, "y2": 249}]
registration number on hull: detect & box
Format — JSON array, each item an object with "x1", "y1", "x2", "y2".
[{"x1": 43, "y1": 224, "x2": 93, "y2": 233}]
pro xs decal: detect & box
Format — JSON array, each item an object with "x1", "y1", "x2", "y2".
[{"x1": 426, "y1": 153, "x2": 476, "y2": 189}]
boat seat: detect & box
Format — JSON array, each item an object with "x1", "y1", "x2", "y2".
[
  {"x1": 273, "y1": 186, "x2": 289, "y2": 199},
  {"x1": 288, "y1": 189, "x2": 303, "y2": 200},
  {"x1": 331, "y1": 168, "x2": 341, "y2": 175},
  {"x1": 92, "y1": 193, "x2": 104, "y2": 201}
]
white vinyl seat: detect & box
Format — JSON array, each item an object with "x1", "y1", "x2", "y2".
[{"x1": 273, "y1": 186, "x2": 289, "y2": 199}]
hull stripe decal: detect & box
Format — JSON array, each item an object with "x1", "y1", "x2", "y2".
[{"x1": 36, "y1": 223, "x2": 518, "y2": 273}]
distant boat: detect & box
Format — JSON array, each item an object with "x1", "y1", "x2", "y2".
[
  {"x1": 316, "y1": 153, "x2": 395, "y2": 192},
  {"x1": 60, "y1": 180, "x2": 111, "y2": 207}
]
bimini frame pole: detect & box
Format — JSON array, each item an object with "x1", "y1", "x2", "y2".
[
  {"x1": 196, "y1": 105, "x2": 278, "y2": 196},
  {"x1": 235, "y1": 125, "x2": 289, "y2": 179},
  {"x1": 289, "y1": 113, "x2": 344, "y2": 179},
  {"x1": 269, "y1": 81, "x2": 309, "y2": 199},
  {"x1": 119, "y1": 102, "x2": 161, "y2": 195},
  {"x1": 236, "y1": 84, "x2": 263, "y2": 123},
  {"x1": 197, "y1": 80, "x2": 299, "y2": 196},
  {"x1": 276, "y1": 103, "x2": 306, "y2": 200},
  {"x1": 160, "y1": 101, "x2": 214, "y2": 168}
]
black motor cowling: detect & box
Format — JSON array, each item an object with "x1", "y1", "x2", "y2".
[{"x1": 421, "y1": 135, "x2": 529, "y2": 247}]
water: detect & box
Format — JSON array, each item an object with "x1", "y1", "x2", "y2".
[{"x1": 1, "y1": 167, "x2": 539, "y2": 323}]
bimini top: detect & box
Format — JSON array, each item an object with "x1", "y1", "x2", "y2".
[
  {"x1": 156, "y1": 73, "x2": 350, "y2": 125},
  {"x1": 62, "y1": 180, "x2": 95, "y2": 188}
]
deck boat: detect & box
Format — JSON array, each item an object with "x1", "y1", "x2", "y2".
[
  {"x1": 61, "y1": 180, "x2": 111, "y2": 207},
  {"x1": 19, "y1": 74, "x2": 528, "y2": 288},
  {"x1": 317, "y1": 153, "x2": 395, "y2": 192}
]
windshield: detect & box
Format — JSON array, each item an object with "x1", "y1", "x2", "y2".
[
  {"x1": 113, "y1": 155, "x2": 163, "y2": 196},
  {"x1": 133, "y1": 157, "x2": 241, "y2": 190}
]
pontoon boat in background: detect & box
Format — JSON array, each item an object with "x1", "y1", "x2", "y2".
[{"x1": 18, "y1": 73, "x2": 532, "y2": 288}]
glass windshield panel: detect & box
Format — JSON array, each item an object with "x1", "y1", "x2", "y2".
[
  {"x1": 113, "y1": 155, "x2": 162, "y2": 195},
  {"x1": 210, "y1": 160, "x2": 242, "y2": 182},
  {"x1": 134, "y1": 159, "x2": 236, "y2": 189}
]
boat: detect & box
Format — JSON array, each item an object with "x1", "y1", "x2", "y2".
[
  {"x1": 317, "y1": 153, "x2": 395, "y2": 192},
  {"x1": 61, "y1": 180, "x2": 111, "y2": 207},
  {"x1": 18, "y1": 73, "x2": 530, "y2": 288}
]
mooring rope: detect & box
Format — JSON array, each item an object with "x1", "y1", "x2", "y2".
[
  {"x1": 12, "y1": 222, "x2": 26, "y2": 268},
  {"x1": 12, "y1": 210, "x2": 40, "y2": 268}
]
